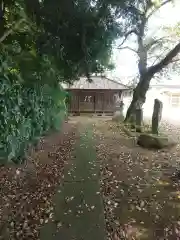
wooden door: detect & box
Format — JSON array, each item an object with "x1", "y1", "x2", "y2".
[
  {"x1": 68, "y1": 91, "x2": 79, "y2": 112},
  {"x1": 79, "y1": 91, "x2": 95, "y2": 112},
  {"x1": 95, "y1": 92, "x2": 104, "y2": 112},
  {"x1": 105, "y1": 92, "x2": 115, "y2": 112}
]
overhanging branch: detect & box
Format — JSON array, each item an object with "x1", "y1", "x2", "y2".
[{"x1": 148, "y1": 40, "x2": 180, "y2": 75}]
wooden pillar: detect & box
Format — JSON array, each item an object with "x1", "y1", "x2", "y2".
[
  {"x1": 78, "y1": 91, "x2": 80, "y2": 115},
  {"x1": 102, "y1": 92, "x2": 105, "y2": 114},
  {"x1": 94, "y1": 92, "x2": 96, "y2": 113}
]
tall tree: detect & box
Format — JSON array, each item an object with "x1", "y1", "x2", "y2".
[
  {"x1": 115, "y1": 0, "x2": 180, "y2": 121},
  {"x1": 1, "y1": 0, "x2": 124, "y2": 85},
  {"x1": 22, "y1": 0, "x2": 122, "y2": 82}
]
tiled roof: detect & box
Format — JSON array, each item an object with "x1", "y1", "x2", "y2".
[{"x1": 62, "y1": 76, "x2": 129, "y2": 90}]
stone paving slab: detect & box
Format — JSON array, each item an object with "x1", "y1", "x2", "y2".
[
  {"x1": 64, "y1": 158, "x2": 99, "y2": 182},
  {"x1": 40, "y1": 127, "x2": 106, "y2": 240},
  {"x1": 65, "y1": 131, "x2": 99, "y2": 182},
  {"x1": 53, "y1": 180, "x2": 105, "y2": 240}
]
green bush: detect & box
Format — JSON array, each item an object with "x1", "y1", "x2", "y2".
[{"x1": 0, "y1": 73, "x2": 66, "y2": 164}]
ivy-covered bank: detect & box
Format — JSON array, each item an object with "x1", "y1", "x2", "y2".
[{"x1": 0, "y1": 75, "x2": 66, "y2": 164}]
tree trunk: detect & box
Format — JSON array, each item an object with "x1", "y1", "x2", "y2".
[
  {"x1": 124, "y1": 73, "x2": 152, "y2": 122},
  {"x1": 0, "y1": 1, "x2": 6, "y2": 38}
]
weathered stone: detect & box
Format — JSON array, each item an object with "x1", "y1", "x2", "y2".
[
  {"x1": 112, "y1": 100, "x2": 124, "y2": 122},
  {"x1": 152, "y1": 99, "x2": 163, "y2": 134},
  {"x1": 137, "y1": 133, "x2": 176, "y2": 149},
  {"x1": 119, "y1": 101, "x2": 124, "y2": 113}
]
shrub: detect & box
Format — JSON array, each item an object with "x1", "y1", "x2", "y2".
[{"x1": 0, "y1": 73, "x2": 66, "y2": 164}]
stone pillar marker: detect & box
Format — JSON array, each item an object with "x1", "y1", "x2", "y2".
[
  {"x1": 112, "y1": 94, "x2": 124, "y2": 121},
  {"x1": 152, "y1": 99, "x2": 163, "y2": 135},
  {"x1": 119, "y1": 100, "x2": 124, "y2": 115},
  {"x1": 114, "y1": 101, "x2": 124, "y2": 120}
]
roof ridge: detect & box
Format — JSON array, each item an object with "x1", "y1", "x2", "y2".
[
  {"x1": 64, "y1": 75, "x2": 131, "y2": 90},
  {"x1": 104, "y1": 77, "x2": 128, "y2": 87},
  {"x1": 82, "y1": 75, "x2": 129, "y2": 87}
]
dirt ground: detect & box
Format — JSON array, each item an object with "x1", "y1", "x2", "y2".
[
  {"x1": 1, "y1": 116, "x2": 180, "y2": 240},
  {"x1": 93, "y1": 117, "x2": 180, "y2": 240},
  {"x1": 0, "y1": 122, "x2": 78, "y2": 240}
]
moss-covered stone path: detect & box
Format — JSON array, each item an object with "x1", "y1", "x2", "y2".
[{"x1": 40, "y1": 127, "x2": 106, "y2": 240}]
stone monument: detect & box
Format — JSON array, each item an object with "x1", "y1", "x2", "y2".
[
  {"x1": 152, "y1": 99, "x2": 163, "y2": 135},
  {"x1": 138, "y1": 99, "x2": 176, "y2": 150},
  {"x1": 112, "y1": 94, "x2": 124, "y2": 121}
]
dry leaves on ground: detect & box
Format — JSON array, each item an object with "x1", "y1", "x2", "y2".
[
  {"x1": 0, "y1": 123, "x2": 77, "y2": 240},
  {"x1": 96, "y1": 120, "x2": 180, "y2": 240}
]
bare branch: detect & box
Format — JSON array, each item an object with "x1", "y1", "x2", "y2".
[
  {"x1": 117, "y1": 46, "x2": 138, "y2": 54},
  {"x1": 147, "y1": 55, "x2": 159, "y2": 60},
  {"x1": 151, "y1": 53, "x2": 165, "y2": 66},
  {"x1": 144, "y1": 36, "x2": 169, "y2": 50},
  {"x1": 170, "y1": 58, "x2": 180, "y2": 63},
  {"x1": 149, "y1": 45, "x2": 173, "y2": 65},
  {"x1": 148, "y1": 40, "x2": 180, "y2": 75},
  {"x1": 118, "y1": 29, "x2": 139, "y2": 48},
  {"x1": 147, "y1": 0, "x2": 172, "y2": 19},
  {"x1": 144, "y1": 0, "x2": 154, "y2": 13}
]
